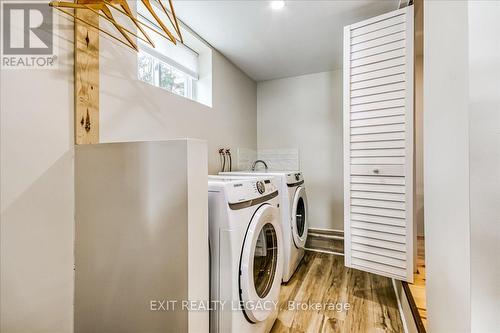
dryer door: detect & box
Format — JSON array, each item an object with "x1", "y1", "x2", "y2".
[
  {"x1": 291, "y1": 186, "x2": 308, "y2": 248},
  {"x1": 240, "y1": 204, "x2": 283, "y2": 323}
]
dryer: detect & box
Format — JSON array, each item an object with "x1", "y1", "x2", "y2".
[
  {"x1": 220, "y1": 171, "x2": 308, "y2": 283},
  {"x1": 208, "y1": 176, "x2": 283, "y2": 333}
]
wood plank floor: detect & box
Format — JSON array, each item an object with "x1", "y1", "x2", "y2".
[
  {"x1": 407, "y1": 236, "x2": 427, "y2": 329},
  {"x1": 272, "y1": 252, "x2": 404, "y2": 333}
]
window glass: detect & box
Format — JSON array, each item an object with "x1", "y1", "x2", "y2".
[
  {"x1": 138, "y1": 52, "x2": 154, "y2": 85},
  {"x1": 138, "y1": 50, "x2": 196, "y2": 100},
  {"x1": 159, "y1": 62, "x2": 187, "y2": 97}
]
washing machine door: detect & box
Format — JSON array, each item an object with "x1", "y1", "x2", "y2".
[
  {"x1": 291, "y1": 186, "x2": 308, "y2": 248},
  {"x1": 240, "y1": 204, "x2": 283, "y2": 323}
]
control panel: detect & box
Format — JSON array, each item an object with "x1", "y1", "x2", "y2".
[
  {"x1": 225, "y1": 177, "x2": 277, "y2": 204},
  {"x1": 285, "y1": 172, "x2": 303, "y2": 185}
]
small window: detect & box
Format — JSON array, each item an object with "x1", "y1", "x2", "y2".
[
  {"x1": 138, "y1": 50, "x2": 197, "y2": 100},
  {"x1": 136, "y1": 1, "x2": 201, "y2": 102}
]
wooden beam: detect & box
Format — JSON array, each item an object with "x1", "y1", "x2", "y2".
[{"x1": 75, "y1": 9, "x2": 99, "y2": 144}]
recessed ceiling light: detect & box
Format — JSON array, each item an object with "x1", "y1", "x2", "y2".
[{"x1": 270, "y1": 1, "x2": 285, "y2": 10}]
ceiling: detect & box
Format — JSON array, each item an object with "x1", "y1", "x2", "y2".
[{"x1": 174, "y1": 0, "x2": 400, "y2": 81}]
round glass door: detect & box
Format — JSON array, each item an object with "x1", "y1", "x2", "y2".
[
  {"x1": 295, "y1": 197, "x2": 306, "y2": 237},
  {"x1": 240, "y1": 204, "x2": 283, "y2": 323},
  {"x1": 253, "y1": 223, "x2": 278, "y2": 298},
  {"x1": 291, "y1": 187, "x2": 308, "y2": 248}
]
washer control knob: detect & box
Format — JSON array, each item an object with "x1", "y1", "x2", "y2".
[{"x1": 256, "y1": 181, "x2": 265, "y2": 194}]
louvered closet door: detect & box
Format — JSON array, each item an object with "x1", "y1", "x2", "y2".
[{"x1": 343, "y1": 6, "x2": 414, "y2": 282}]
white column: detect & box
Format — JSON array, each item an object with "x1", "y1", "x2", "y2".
[
  {"x1": 424, "y1": 1, "x2": 500, "y2": 332},
  {"x1": 424, "y1": 1, "x2": 471, "y2": 331},
  {"x1": 468, "y1": 2, "x2": 500, "y2": 332}
]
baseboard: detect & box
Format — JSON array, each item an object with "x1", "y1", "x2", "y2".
[
  {"x1": 305, "y1": 228, "x2": 344, "y2": 255},
  {"x1": 307, "y1": 227, "x2": 344, "y2": 234},
  {"x1": 392, "y1": 279, "x2": 425, "y2": 333},
  {"x1": 304, "y1": 247, "x2": 344, "y2": 256}
]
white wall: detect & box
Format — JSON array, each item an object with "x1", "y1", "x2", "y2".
[
  {"x1": 468, "y1": 2, "x2": 500, "y2": 332},
  {"x1": 257, "y1": 71, "x2": 343, "y2": 230},
  {"x1": 99, "y1": 34, "x2": 256, "y2": 174},
  {"x1": 0, "y1": 14, "x2": 75, "y2": 333},
  {"x1": 1, "y1": 5, "x2": 257, "y2": 333},
  {"x1": 424, "y1": 1, "x2": 499, "y2": 332},
  {"x1": 424, "y1": 2, "x2": 471, "y2": 331}
]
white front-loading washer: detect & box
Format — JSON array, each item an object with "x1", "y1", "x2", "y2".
[
  {"x1": 220, "y1": 171, "x2": 309, "y2": 283},
  {"x1": 208, "y1": 176, "x2": 283, "y2": 333}
]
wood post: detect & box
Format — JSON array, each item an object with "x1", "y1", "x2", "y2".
[{"x1": 75, "y1": 9, "x2": 99, "y2": 144}]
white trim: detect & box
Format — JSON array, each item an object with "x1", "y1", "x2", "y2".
[
  {"x1": 186, "y1": 140, "x2": 209, "y2": 333},
  {"x1": 392, "y1": 279, "x2": 420, "y2": 333},
  {"x1": 343, "y1": 24, "x2": 352, "y2": 268},
  {"x1": 304, "y1": 248, "x2": 344, "y2": 257},
  {"x1": 392, "y1": 279, "x2": 410, "y2": 333},
  {"x1": 308, "y1": 227, "x2": 344, "y2": 234},
  {"x1": 404, "y1": 5, "x2": 415, "y2": 283}
]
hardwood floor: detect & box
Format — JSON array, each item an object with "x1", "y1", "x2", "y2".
[
  {"x1": 272, "y1": 252, "x2": 404, "y2": 333},
  {"x1": 407, "y1": 236, "x2": 427, "y2": 329}
]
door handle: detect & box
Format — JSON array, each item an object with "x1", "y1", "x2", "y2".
[{"x1": 373, "y1": 169, "x2": 380, "y2": 174}]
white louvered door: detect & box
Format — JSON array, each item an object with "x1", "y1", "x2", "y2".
[{"x1": 343, "y1": 6, "x2": 414, "y2": 282}]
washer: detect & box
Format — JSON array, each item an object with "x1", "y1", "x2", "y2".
[
  {"x1": 208, "y1": 176, "x2": 283, "y2": 333},
  {"x1": 220, "y1": 171, "x2": 308, "y2": 282}
]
